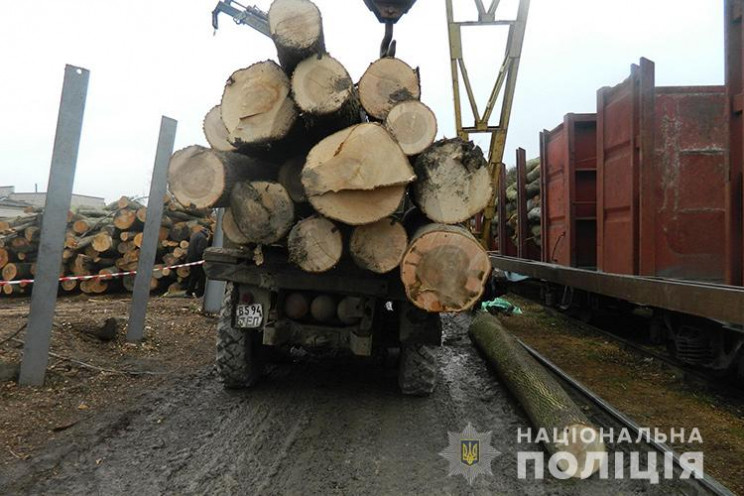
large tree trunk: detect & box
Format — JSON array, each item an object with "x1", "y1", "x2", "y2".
[
  {"x1": 229, "y1": 181, "x2": 295, "y2": 244},
  {"x1": 168, "y1": 145, "x2": 277, "y2": 209},
  {"x1": 400, "y1": 223, "x2": 490, "y2": 312},
  {"x1": 358, "y1": 58, "x2": 420, "y2": 120},
  {"x1": 291, "y1": 53, "x2": 360, "y2": 137},
  {"x1": 268, "y1": 0, "x2": 325, "y2": 75},
  {"x1": 203, "y1": 105, "x2": 236, "y2": 152},
  {"x1": 469, "y1": 313, "x2": 606, "y2": 478},
  {"x1": 301, "y1": 123, "x2": 415, "y2": 225},
  {"x1": 384, "y1": 100, "x2": 437, "y2": 156},
  {"x1": 412, "y1": 138, "x2": 493, "y2": 224},
  {"x1": 287, "y1": 216, "x2": 342, "y2": 273},
  {"x1": 350, "y1": 218, "x2": 408, "y2": 274},
  {"x1": 220, "y1": 61, "x2": 299, "y2": 152}
]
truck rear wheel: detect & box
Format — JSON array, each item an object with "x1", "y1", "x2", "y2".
[
  {"x1": 398, "y1": 343, "x2": 437, "y2": 396},
  {"x1": 216, "y1": 283, "x2": 263, "y2": 389}
]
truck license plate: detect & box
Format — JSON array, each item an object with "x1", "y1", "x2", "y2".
[{"x1": 236, "y1": 303, "x2": 263, "y2": 328}]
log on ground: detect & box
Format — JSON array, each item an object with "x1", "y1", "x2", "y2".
[{"x1": 469, "y1": 312, "x2": 605, "y2": 478}]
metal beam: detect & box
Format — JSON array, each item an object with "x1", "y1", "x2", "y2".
[
  {"x1": 490, "y1": 255, "x2": 744, "y2": 327},
  {"x1": 202, "y1": 208, "x2": 226, "y2": 313},
  {"x1": 19, "y1": 65, "x2": 89, "y2": 386},
  {"x1": 127, "y1": 116, "x2": 178, "y2": 342}
]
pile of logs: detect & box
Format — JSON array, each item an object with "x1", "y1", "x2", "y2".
[
  {"x1": 0, "y1": 196, "x2": 213, "y2": 296},
  {"x1": 169, "y1": 0, "x2": 492, "y2": 313},
  {"x1": 495, "y1": 158, "x2": 541, "y2": 249}
]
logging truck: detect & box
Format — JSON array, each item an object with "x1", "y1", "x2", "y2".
[{"x1": 204, "y1": 243, "x2": 443, "y2": 395}]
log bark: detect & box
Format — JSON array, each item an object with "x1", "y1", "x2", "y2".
[
  {"x1": 384, "y1": 100, "x2": 437, "y2": 156},
  {"x1": 287, "y1": 216, "x2": 342, "y2": 273},
  {"x1": 301, "y1": 123, "x2": 415, "y2": 225},
  {"x1": 350, "y1": 218, "x2": 408, "y2": 274},
  {"x1": 168, "y1": 145, "x2": 277, "y2": 209},
  {"x1": 469, "y1": 313, "x2": 605, "y2": 478},
  {"x1": 358, "y1": 58, "x2": 420, "y2": 120},
  {"x1": 400, "y1": 223, "x2": 490, "y2": 312},
  {"x1": 220, "y1": 61, "x2": 299, "y2": 151},
  {"x1": 222, "y1": 208, "x2": 251, "y2": 246},
  {"x1": 412, "y1": 138, "x2": 493, "y2": 224},
  {"x1": 203, "y1": 104, "x2": 236, "y2": 152},
  {"x1": 230, "y1": 181, "x2": 294, "y2": 245},
  {"x1": 291, "y1": 53, "x2": 360, "y2": 136},
  {"x1": 268, "y1": 0, "x2": 325, "y2": 74}
]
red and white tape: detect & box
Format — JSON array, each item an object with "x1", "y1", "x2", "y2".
[{"x1": 0, "y1": 260, "x2": 205, "y2": 287}]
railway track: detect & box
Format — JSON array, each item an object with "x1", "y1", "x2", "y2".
[{"x1": 519, "y1": 339, "x2": 736, "y2": 495}]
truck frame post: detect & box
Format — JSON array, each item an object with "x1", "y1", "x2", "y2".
[
  {"x1": 202, "y1": 208, "x2": 226, "y2": 313},
  {"x1": 19, "y1": 65, "x2": 90, "y2": 386}
]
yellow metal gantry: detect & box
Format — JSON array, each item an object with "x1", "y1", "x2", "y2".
[{"x1": 446, "y1": 0, "x2": 530, "y2": 249}]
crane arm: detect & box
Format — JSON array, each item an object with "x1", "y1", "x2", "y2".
[{"x1": 212, "y1": 0, "x2": 270, "y2": 37}]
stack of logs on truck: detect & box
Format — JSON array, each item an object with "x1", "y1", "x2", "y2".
[
  {"x1": 168, "y1": 0, "x2": 494, "y2": 314},
  {"x1": 0, "y1": 197, "x2": 213, "y2": 296},
  {"x1": 495, "y1": 53, "x2": 744, "y2": 380}
]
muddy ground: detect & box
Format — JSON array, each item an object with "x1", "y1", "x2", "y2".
[{"x1": 0, "y1": 295, "x2": 729, "y2": 494}]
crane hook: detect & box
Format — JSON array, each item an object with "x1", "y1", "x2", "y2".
[{"x1": 379, "y1": 22, "x2": 396, "y2": 58}]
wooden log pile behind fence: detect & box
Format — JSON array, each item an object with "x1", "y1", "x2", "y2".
[{"x1": 0, "y1": 196, "x2": 213, "y2": 296}]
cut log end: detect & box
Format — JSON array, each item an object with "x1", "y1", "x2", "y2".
[
  {"x1": 229, "y1": 181, "x2": 295, "y2": 244},
  {"x1": 203, "y1": 105, "x2": 236, "y2": 152},
  {"x1": 359, "y1": 58, "x2": 421, "y2": 120},
  {"x1": 268, "y1": 0, "x2": 325, "y2": 73},
  {"x1": 169, "y1": 146, "x2": 229, "y2": 209},
  {"x1": 413, "y1": 138, "x2": 493, "y2": 224},
  {"x1": 222, "y1": 208, "x2": 251, "y2": 246},
  {"x1": 350, "y1": 218, "x2": 408, "y2": 273},
  {"x1": 385, "y1": 100, "x2": 437, "y2": 156},
  {"x1": 221, "y1": 61, "x2": 298, "y2": 148},
  {"x1": 400, "y1": 224, "x2": 490, "y2": 312},
  {"x1": 288, "y1": 216, "x2": 342, "y2": 273},
  {"x1": 292, "y1": 54, "x2": 353, "y2": 115}
]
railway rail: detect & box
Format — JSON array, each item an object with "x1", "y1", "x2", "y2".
[{"x1": 519, "y1": 338, "x2": 736, "y2": 495}]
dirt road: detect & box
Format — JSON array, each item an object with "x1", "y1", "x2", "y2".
[{"x1": 0, "y1": 313, "x2": 707, "y2": 495}]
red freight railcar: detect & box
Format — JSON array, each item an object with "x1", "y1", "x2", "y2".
[
  {"x1": 540, "y1": 114, "x2": 598, "y2": 269},
  {"x1": 595, "y1": 59, "x2": 729, "y2": 283}
]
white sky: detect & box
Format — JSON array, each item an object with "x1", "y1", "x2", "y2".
[{"x1": 0, "y1": 0, "x2": 724, "y2": 203}]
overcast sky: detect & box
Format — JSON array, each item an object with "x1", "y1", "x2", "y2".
[{"x1": 0, "y1": 0, "x2": 725, "y2": 203}]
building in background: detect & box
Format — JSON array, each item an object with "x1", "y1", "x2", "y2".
[{"x1": 0, "y1": 186, "x2": 105, "y2": 218}]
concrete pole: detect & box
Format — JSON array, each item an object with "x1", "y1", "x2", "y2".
[
  {"x1": 202, "y1": 208, "x2": 226, "y2": 313},
  {"x1": 126, "y1": 116, "x2": 178, "y2": 342},
  {"x1": 20, "y1": 65, "x2": 89, "y2": 386}
]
